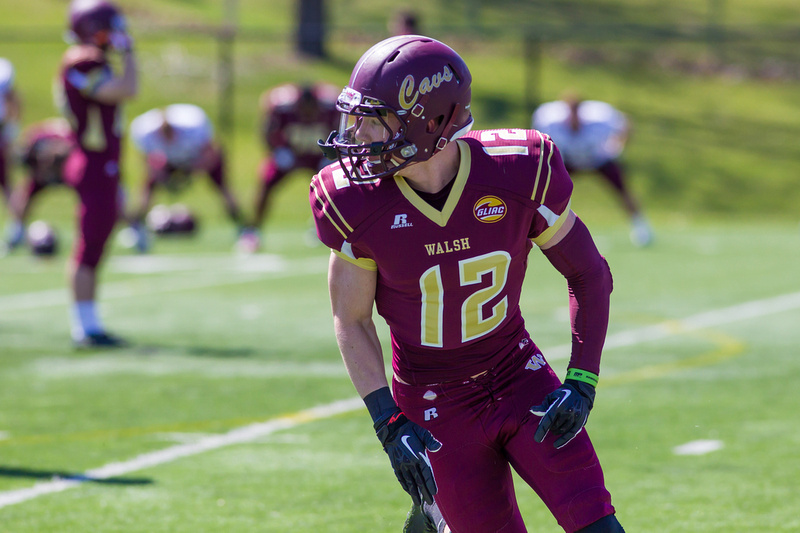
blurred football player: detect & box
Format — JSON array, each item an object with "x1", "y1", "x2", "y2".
[
  {"x1": 389, "y1": 9, "x2": 420, "y2": 36},
  {"x1": 533, "y1": 94, "x2": 653, "y2": 246},
  {"x1": 0, "y1": 57, "x2": 22, "y2": 204},
  {"x1": 58, "y1": 0, "x2": 138, "y2": 348},
  {"x1": 127, "y1": 103, "x2": 245, "y2": 251},
  {"x1": 312, "y1": 36, "x2": 624, "y2": 532},
  {"x1": 4, "y1": 118, "x2": 74, "y2": 251},
  {"x1": 240, "y1": 82, "x2": 338, "y2": 251}
]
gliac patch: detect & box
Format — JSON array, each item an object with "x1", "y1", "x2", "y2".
[{"x1": 473, "y1": 196, "x2": 507, "y2": 223}]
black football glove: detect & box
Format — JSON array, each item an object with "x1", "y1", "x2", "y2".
[
  {"x1": 375, "y1": 411, "x2": 442, "y2": 506},
  {"x1": 530, "y1": 379, "x2": 595, "y2": 449}
]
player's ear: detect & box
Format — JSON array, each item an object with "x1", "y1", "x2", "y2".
[{"x1": 426, "y1": 116, "x2": 444, "y2": 134}]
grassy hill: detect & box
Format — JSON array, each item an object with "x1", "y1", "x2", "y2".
[{"x1": 1, "y1": 0, "x2": 798, "y2": 232}]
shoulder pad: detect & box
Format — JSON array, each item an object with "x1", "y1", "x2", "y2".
[{"x1": 309, "y1": 163, "x2": 396, "y2": 253}]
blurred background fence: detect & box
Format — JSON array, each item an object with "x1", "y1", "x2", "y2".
[
  {"x1": 1, "y1": 0, "x2": 798, "y2": 217},
  {"x1": 3, "y1": 0, "x2": 798, "y2": 140}
]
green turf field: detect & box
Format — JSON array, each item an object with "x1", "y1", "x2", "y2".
[
  {"x1": 2, "y1": 215, "x2": 800, "y2": 532},
  {"x1": 2, "y1": 0, "x2": 800, "y2": 531}
]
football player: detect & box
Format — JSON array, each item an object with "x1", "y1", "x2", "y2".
[
  {"x1": 4, "y1": 118, "x2": 74, "y2": 252},
  {"x1": 127, "y1": 103, "x2": 245, "y2": 252},
  {"x1": 0, "y1": 57, "x2": 22, "y2": 204},
  {"x1": 389, "y1": 9, "x2": 420, "y2": 36},
  {"x1": 532, "y1": 94, "x2": 653, "y2": 247},
  {"x1": 58, "y1": 0, "x2": 138, "y2": 347},
  {"x1": 311, "y1": 36, "x2": 624, "y2": 532},
  {"x1": 240, "y1": 82, "x2": 338, "y2": 251}
]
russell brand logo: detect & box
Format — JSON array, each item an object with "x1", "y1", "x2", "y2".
[
  {"x1": 474, "y1": 196, "x2": 507, "y2": 223},
  {"x1": 391, "y1": 213, "x2": 413, "y2": 229}
]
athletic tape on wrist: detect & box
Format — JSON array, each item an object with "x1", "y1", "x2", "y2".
[{"x1": 566, "y1": 368, "x2": 599, "y2": 387}]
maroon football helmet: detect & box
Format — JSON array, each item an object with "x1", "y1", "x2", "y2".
[
  {"x1": 320, "y1": 35, "x2": 473, "y2": 181},
  {"x1": 68, "y1": 0, "x2": 126, "y2": 45}
]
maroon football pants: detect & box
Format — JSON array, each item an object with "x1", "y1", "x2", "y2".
[
  {"x1": 63, "y1": 150, "x2": 119, "y2": 268},
  {"x1": 565, "y1": 160, "x2": 627, "y2": 194},
  {"x1": 393, "y1": 337, "x2": 615, "y2": 532}
]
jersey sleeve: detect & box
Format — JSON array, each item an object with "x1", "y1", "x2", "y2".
[
  {"x1": 528, "y1": 131, "x2": 574, "y2": 247},
  {"x1": 309, "y1": 166, "x2": 377, "y2": 271},
  {"x1": 64, "y1": 58, "x2": 111, "y2": 100}
]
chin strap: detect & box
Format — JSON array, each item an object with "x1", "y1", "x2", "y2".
[
  {"x1": 433, "y1": 103, "x2": 461, "y2": 153},
  {"x1": 434, "y1": 103, "x2": 473, "y2": 154}
]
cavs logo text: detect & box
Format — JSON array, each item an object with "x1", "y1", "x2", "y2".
[
  {"x1": 474, "y1": 196, "x2": 507, "y2": 223},
  {"x1": 398, "y1": 66, "x2": 455, "y2": 110}
]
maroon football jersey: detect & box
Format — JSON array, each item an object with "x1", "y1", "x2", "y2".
[
  {"x1": 263, "y1": 84, "x2": 339, "y2": 158},
  {"x1": 311, "y1": 129, "x2": 573, "y2": 385},
  {"x1": 58, "y1": 45, "x2": 123, "y2": 160}
]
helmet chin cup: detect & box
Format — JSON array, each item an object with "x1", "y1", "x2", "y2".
[{"x1": 400, "y1": 145, "x2": 418, "y2": 158}]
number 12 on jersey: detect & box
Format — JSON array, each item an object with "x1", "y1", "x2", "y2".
[{"x1": 419, "y1": 251, "x2": 511, "y2": 347}]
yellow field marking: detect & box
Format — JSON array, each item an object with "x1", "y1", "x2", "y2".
[
  {"x1": 0, "y1": 409, "x2": 360, "y2": 448},
  {"x1": 602, "y1": 322, "x2": 746, "y2": 387}
]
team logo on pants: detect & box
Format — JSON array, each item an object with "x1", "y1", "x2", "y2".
[{"x1": 525, "y1": 352, "x2": 546, "y2": 371}]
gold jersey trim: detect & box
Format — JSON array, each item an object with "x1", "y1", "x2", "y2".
[{"x1": 394, "y1": 140, "x2": 471, "y2": 228}]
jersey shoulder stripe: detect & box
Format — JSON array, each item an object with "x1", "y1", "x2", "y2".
[
  {"x1": 309, "y1": 163, "x2": 401, "y2": 255},
  {"x1": 461, "y1": 129, "x2": 566, "y2": 207},
  {"x1": 532, "y1": 130, "x2": 557, "y2": 205}
]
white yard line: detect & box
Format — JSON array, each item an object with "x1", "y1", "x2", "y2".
[
  {"x1": 1, "y1": 289, "x2": 799, "y2": 509},
  {"x1": 673, "y1": 439, "x2": 724, "y2": 456},
  {"x1": 545, "y1": 290, "x2": 800, "y2": 360},
  {"x1": 0, "y1": 398, "x2": 363, "y2": 509},
  {"x1": 0, "y1": 254, "x2": 327, "y2": 313}
]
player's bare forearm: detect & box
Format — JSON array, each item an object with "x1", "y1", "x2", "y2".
[
  {"x1": 328, "y1": 252, "x2": 388, "y2": 398},
  {"x1": 334, "y1": 319, "x2": 389, "y2": 398},
  {"x1": 94, "y1": 51, "x2": 138, "y2": 103}
]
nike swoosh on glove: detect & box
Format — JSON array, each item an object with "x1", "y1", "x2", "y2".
[
  {"x1": 530, "y1": 379, "x2": 595, "y2": 449},
  {"x1": 375, "y1": 411, "x2": 442, "y2": 506}
]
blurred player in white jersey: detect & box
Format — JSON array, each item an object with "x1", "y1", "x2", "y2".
[
  {"x1": 532, "y1": 94, "x2": 653, "y2": 246},
  {"x1": 127, "y1": 103, "x2": 244, "y2": 251},
  {"x1": 1, "y1": 57, "x2": 22, "y2": 208}
]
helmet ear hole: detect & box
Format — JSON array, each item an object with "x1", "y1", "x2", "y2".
[{"x1": 426, "y1": 115, "x2": 444, "y2": 134}]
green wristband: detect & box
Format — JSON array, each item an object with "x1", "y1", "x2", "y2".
[{"x1": 566, "y1": 368, "x2": 599, "y2": 387}]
